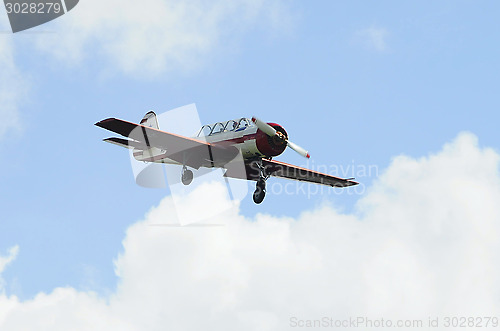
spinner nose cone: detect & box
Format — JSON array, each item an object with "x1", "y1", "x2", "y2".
[{"x1": 255, "y1": 123, "x2": 288, "y2": 157}]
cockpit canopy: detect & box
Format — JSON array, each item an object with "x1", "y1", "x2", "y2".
[{"x1": 197, "y1": 118, "x2": 254, "y2": 137}]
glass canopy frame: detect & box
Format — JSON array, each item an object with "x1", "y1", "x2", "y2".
[{"x1": 197, "y1": 118, "x2": 253, "y2": 137}]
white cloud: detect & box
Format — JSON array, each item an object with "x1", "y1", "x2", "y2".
[
  {"x1": 0, "y1": 246, "x2": 19, "y2": 277},
  {"x1": 35, "y1": 0, "x2": 292, "y2": 78},
  {"x1": 1, "y1": 132, "x2": 500, "y2": 330},
  {"x1": 0, "y1": 245, "x2": 19, "y2": 310},
  {"x1": 355, "y1": 26, "x2": 389, "y2": 52},
  {"x1": 0, "y1": 35, "x2": 27, "y2": 139}
]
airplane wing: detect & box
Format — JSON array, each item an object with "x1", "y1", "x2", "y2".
[
  {"x1": 95, "y1": 118, "x2": 238, "y2": 169},
  {"x1": 262, "y1": 159, "x2": 358, "y2": 187},
  {"x1": 229, "y1": 159, "x2": 358, "y2": 187}
]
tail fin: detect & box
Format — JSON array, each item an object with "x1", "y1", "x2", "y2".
[{"x1": 140, "y1": 111, "x2": 159, "y2": 129}]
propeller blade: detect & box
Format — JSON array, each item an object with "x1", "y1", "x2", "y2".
[
  {"x1": 251, "y1": 117, "x2": 277, "y2": 137},
  {"x1": 287, "y1": 140, "x2": 310, "y2": 158},
  {"x1": 253, "y1": 116, "x2": 310, "y2": 158}
]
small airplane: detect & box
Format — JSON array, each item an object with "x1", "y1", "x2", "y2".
[{"x1": 95, "y1": 111, "x2": 358, "y2": 204}]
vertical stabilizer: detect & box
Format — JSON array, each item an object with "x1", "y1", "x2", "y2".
[{"x1": 140, "y1": 111, "x2": 159, "y2": 129}]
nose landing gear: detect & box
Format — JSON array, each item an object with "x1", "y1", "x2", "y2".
[
  {"x1": 253, "y1": 161, "x2": 270, "y2": 204},
  {"x1": 181, "y1": 166, "x2": 193, "y2": 185},
  {"x1": 253, "y1": 179, "x2": 266, "y2": 204}
]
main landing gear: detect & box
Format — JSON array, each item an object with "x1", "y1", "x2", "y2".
[
  {"x1": 181, "y1": 166, "x2": 193, "y2": 185},
  {"x1": 253, "y1": 161, "x2": 270, "y2": 204}
]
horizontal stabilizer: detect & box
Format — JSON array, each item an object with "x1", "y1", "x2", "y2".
[{"x1": 104, "y1": 137, "x2": 148, "y2": 150}]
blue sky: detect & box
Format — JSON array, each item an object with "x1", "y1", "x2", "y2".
[{"x1": 1, "y1": 0, "x2": 499, "y2": 314}]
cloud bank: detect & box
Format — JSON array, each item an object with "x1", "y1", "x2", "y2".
[
  {"x1": 35, "y1": 0, "x2": 292, "y2": 78},
  {"x1": 1, "y1": 132, "x2": 499, "y2": 330}
]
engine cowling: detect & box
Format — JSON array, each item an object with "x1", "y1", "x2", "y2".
[{"x1": 255, "y1": 123, "x2": 288, "y2": 157}]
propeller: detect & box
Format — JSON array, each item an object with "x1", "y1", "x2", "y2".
[{"x1": 252, "y1": 117, "x2": 310, "y2": 158}]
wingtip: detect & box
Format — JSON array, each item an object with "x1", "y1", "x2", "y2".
[{"x1": 95, "y1": 118, "x2": 115, "y2": 127}]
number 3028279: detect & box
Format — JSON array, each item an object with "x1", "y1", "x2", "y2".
[
  {"x1": 5, "y1": 2, "x2": 62, "y2": 14},
  {"x1": 443, "y1": 316, "x2": 498, "y2": 328}
]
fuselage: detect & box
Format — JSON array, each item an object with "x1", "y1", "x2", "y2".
[{"x1": 132, "y1": 118, "x2": 288, "y2": 167}]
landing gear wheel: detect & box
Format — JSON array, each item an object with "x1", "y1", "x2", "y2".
[
  {"x1": 253, "y1": 180, "x2": 266, "y2": 204},
  {"x1": 181, "y1": 169, "x2": 193, "y2": 185}
]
